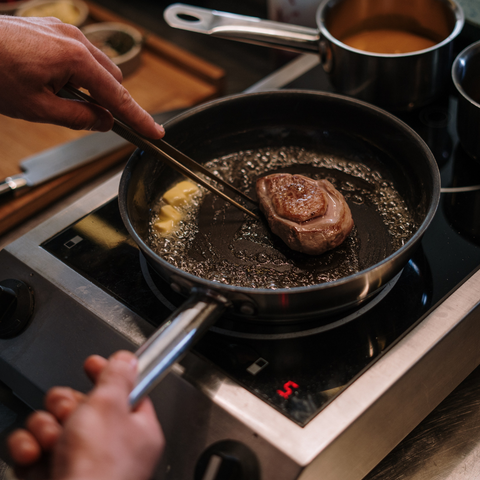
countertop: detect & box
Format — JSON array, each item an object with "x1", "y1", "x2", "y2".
[{"x1": 2, "y1": 1, "x2": 480, "y2": 479}]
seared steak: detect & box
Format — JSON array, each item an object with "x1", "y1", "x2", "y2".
[{"x1": 256, "y1": 174, "x2": 354, "y2": 255}]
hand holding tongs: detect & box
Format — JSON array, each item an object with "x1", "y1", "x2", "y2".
[{"x1": 59, "y1": 85, "x2": 259, "y2": 219}]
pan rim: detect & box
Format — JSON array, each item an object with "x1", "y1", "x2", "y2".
[{"x1": 119, "y1": 89, "x2": 441, "y2": 296}]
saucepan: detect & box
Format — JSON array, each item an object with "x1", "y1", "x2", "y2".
[
  {"x1": 119, "y1": 91, "x2": 440, "y2": 404},
  {"x1": 164, "y1": 0, "x2": 464, "y2": 111},
  {"x1": 452, "y1": 40, "x2": 480, "y2": 159}
]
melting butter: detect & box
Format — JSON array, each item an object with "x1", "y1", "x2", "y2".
[{"x1": 153, "y1": 181, "x2": 199, "y2": 235}]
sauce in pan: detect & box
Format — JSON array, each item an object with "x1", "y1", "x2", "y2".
[
  {"x1": 147, "y1": 146, "x2": 417, "y2": 289},
  {"x1": 341, "y1": 28, "x2": 437, "y2": 53}
]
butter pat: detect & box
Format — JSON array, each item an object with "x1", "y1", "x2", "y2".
[
  {"x1": 153, "y1": 219, "x2": 175, "y2": 234},
  {"x1": 162, "y1": 181, "x2": 199, "y2": 206},
  {"x1": 159, "y1": 204, "x2": 182, "y2": 222},
  {"x1": 154, "y1": 181, "x2": 199, "y2": 235},
  {"x1": 153, "y1": 204, "x2": 183, "y2": 235}
]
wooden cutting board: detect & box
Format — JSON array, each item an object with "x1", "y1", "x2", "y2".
[{"x1": 0, "y1": 1, "x2": 225, "y2": 236}]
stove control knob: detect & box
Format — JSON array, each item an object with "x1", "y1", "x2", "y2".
[
  {"x1": 195, "y1": 440, "x2": 260, "y2": 480},
  {"x1": 0, "y1": 279, "x2": 34, "y2": 338}
]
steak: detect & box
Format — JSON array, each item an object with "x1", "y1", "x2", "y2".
[{"x1": 256, "y1": 173, "x2": 354, "y2": 255}]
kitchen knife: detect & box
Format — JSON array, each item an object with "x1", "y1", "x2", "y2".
[{"x1": 0, "y1": 109, "x2": 185, "y2": 199}]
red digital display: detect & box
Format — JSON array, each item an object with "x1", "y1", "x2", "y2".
[{"x1": 277, "y1": 381, "x2": 299, "y2": 399}]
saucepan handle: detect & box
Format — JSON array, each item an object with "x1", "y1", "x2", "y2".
[
  {"x1": 164, "y1": 3, "x2": 320, "y2": 54},
  {"x1": 129, "y1": 289, "x2": 229, "y2": 407}
]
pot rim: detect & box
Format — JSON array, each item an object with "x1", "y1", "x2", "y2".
[
  {"x1": 317, "y1": 0, "x2": 465, "y2": 58},
  {"x1": 452, "y1": 39, "x2": 480, "y2": 108}
]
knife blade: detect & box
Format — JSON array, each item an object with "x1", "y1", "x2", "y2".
[{"x1": 0, "y1": 109, "x2": 185, "y2": 199}]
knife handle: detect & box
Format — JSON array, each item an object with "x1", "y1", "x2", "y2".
[{"x1": 0, "y1": 175, "x2": 28, "y2": 199}]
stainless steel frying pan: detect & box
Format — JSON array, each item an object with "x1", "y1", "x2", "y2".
[{"x1": 118, "y1": 90, "x2": 440, "y2": 405}]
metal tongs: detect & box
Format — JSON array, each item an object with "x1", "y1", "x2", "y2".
[{"x1": 60, "y1": 85, "x2": 259, "y2": 219}]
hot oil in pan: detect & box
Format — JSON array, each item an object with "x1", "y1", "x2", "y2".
[{"x1": 147, "y1": 146, "x2": 417, "y2": 289}]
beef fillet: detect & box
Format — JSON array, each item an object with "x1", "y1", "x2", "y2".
[{"x1": 256, "y1": 174, "x2": 354, "y2": 255}]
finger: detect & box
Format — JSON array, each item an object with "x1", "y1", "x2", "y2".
[
  {"x1": 32, "y1": 94, "x2": 114, "y2": 132},
  {"x1": 68, "y1": 64, "x2": 164, "y2": 139},
  {"x1": 7, "y1": 429, "x2": 42, "y2": 466},
  {"x1": 84, "y1": 354, "x2": 108, "y2": 383},
  {"x1": 25, "y1": 411, "x2": 62, "y2": 451},
  {"x1": 44, "y1": 387, "x2": 86, "y2": 423},
  {"x1": 32, "y1": 88, "x2": 163, "y2": 137},
  {"x1": 82, "y1": 41, "x2": 123, "y2": 83},
  {"x1": 93, "y1": 350, "x2": 138, "y2": 401}
]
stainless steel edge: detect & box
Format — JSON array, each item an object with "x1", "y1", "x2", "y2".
[
  {"x1": 298, "y1": 273, "x2": 480, "y2": 479},
  {"x1": 4, "y1": 173, "x2": 155, "y2": 346},
  {"x1": 177, "y1": 268, "x2": 480, "y2": 480},
  {"x1": 186, "y1": 268, "x2": 480, "y2": 471},
  {"x1": 20, "y1": 132, "x2": 128, "y2": 186}
]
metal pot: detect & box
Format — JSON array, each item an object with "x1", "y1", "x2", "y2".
[
  {"x1": 452, "y1": 40, "x2": 480, "y2": 159},
  {"x1": 118, "y1": 91, "x2": 440, "y2": 404},
  {"x1": 164, "y1": 0, "x2": 464, "y2": 111}
]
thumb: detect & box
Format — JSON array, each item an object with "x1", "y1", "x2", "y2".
[{"x1": 94, "y1": 350, "x2": 138, "y2": 399}]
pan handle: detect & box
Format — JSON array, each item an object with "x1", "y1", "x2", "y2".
[
  {"x1": 129, "y1": 289, "x2": 229, "y2": 407},
  {"x1": 164, "y1": 3, "x2": 320, "y2": 54}
]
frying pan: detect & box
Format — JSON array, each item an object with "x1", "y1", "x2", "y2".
[
  {"x1": 164, "y1": 0, "x2": 464, "y2": 111},
  {"x1": 118, "y1": 91, "x2": 440, "y2": 405}
]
